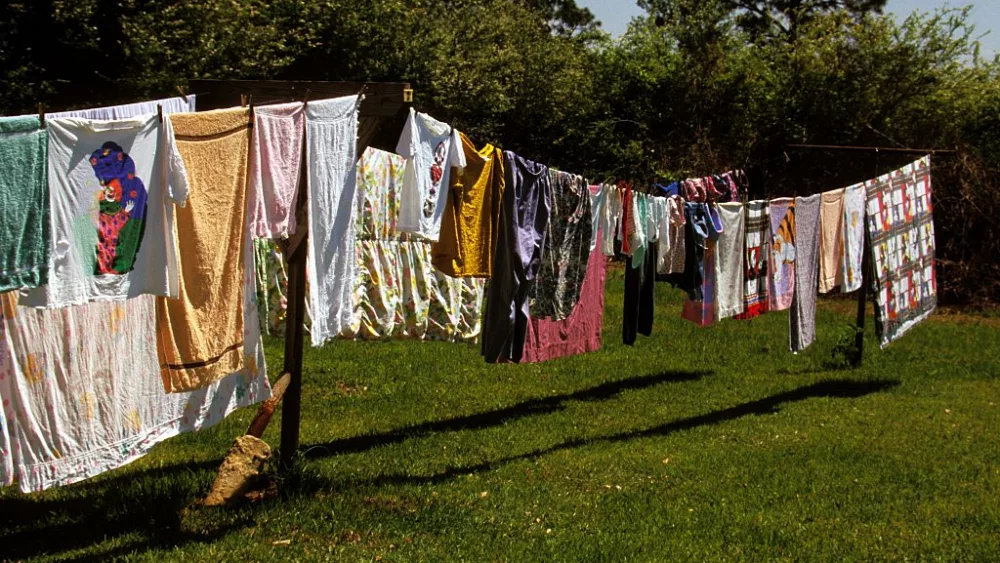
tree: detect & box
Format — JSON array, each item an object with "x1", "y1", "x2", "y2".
[{"x1": 639, "y1": 0, "x2": 887, "y2": 40}]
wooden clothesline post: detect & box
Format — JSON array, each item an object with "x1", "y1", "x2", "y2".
[{"x1": 190, "y1": 79, "x2": 412, "y2": 470}]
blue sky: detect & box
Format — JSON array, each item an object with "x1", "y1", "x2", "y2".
[{"x1": 578, "y1": 0, "x2": 999, "y2": 56}]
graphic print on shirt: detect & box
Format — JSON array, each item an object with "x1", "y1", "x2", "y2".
[
  {"x1": 89, "y1": 142, "x2": 148, "y2": 275},
  {"x1": 425, "y1": 141, "x2": 446, "y2": 217}
]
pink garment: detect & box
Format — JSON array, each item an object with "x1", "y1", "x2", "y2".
[
  {"x1": 248, "y1": 101, "x2": 305, "y2": 239},
  {"x1": 521, "y1": 240, "x2": 607, "y2": 363}
]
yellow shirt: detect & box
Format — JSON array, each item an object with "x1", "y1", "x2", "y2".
[{"x1": 432, "y1": 133, "x2": 505, "y2": 277}]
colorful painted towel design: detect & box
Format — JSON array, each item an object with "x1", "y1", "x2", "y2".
[
  {"x1": 735, "y1": 200, "x2": 770, "y2": 319},
  {"x1": 768, "y1": 198, "x2": 796, "y2": 311},
  {"x1": 865, "y1": 156, "x2": 936, "y2": 347},
  {"x1": 90, "y1": 142, "x2": 148, "y2": 274}
]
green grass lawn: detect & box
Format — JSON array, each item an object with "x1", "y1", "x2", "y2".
[{"x1": 3, "y1": 265, "x2": 999, "y2": 562}]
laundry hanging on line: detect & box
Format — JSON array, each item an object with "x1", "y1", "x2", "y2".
[{"x1": 0, "y1": 95, "x2": 270, "y2": 494}]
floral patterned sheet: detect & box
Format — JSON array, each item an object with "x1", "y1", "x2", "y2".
[{"x1": 256, "y1": 147, "x2": 484, "y2": 342}]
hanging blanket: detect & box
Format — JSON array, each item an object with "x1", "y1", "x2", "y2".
[{"x1": 865, "y1": 156, "x2": 936, "y2": 347}]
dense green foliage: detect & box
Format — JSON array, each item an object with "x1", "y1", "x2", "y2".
[
  {"x1": 0, "y1": 0, "x2": 997, "y2": 302},
  {"x1": 2, "y1": 273, "x2": 999, "y2": 561}
]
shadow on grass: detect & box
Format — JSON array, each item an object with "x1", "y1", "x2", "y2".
[
  {"x1": 0, "y1": 370, "x2": 706, "y2": 561},
  {"x1": 300, "y1": 369, "x2": 712, "y2": 460},
  {"x1": 0, "y1": 459, "x2": 253, "y2": 561},
  {"x1": 330, "y1": 377, "x2": 901, "y2": 489}
]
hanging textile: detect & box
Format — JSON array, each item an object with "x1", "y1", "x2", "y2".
[
  {"x1": 532, "y1": 170, "x2": 592, "y2": 321},
  {"x1": 0, "y1": 97, "x2": 269, "y2": 493},
  {"x1": 599, "y1": 184, "x2": 621, "y2": 257},
  {"x1": 790, "y1": 194, "x2": 821, "y2": 352},
  {"x1": 734, "y1": 200, "x2": 770, "y2": 320},
  {"x1": 248, "y1": 101, "x2": 305, "y2": 239},
  {"x1": 768, "y1": 197, "x2": 796, "y2": 311},
  {"x1": 522, "y1": 235, "x2": 607, "y2": 362},
  {"x1": 818, "y1": 188, "x2": 846, "y2": 293},
  {"x1": 431, "y1": 133, "x2": 505, "y2": 278},
  {"x1": 305, "y1": 95, "x2": 360, "y2": 347},
  {"x1": 841, "y1": 183, "x2": 866, "y2": 293},
  {"x1": 342, "y1": 147, "x2": 484, "y2": 342},
  {"x1": 481, "y1": 152, "x2": 551, "y2": 363},
  {"x1": 865, "y1": 156, "x2": 936, "y2": 347},
  {"x1": 623, "y1": 242, "x2": 655, "y2": 344},
  {"x1": 0, "y1": 116, "x2": 49, "y2": 293},
  {"x1": 680, "y1": 203, "x2": 724, "y2": 326},
  {"x1": 19, "y1": 114, "x2": 188, "y2": 308},
  {"x1": 681, "y1": 239, "x2": 718, "y2": 327},
  {"x1": 17, "y1": 95, "x2": 197, "y2": 121},
  {"x1": 254, "y1": 238, "x2": 293, "y2": 337},
  {"x1": 656, "y1": 195, "x2": 686, "y2": 275},
  {"x1": 715, "y1": 202, "x2": 745, "y2": 320},
  {"x1": 627, "y1": 191, "x2": 648, "y2": 268},
  {"x1": 588, "y1": 184, "x2": 604, "y2": 252},
  {"x1": 157, "y1": 108, "x2": 250, "y2": 392},
  {"x1": 395, "y1": 108, "x2": 465, "y2": 242}
]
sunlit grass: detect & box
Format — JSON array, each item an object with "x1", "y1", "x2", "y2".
[{"x1": 3, "y1": 265, "x2": 998, "y2": 562}]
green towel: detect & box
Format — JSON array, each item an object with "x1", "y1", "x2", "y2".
[{"x1": 0, "y1": 116, "x2": 49, "y2": 292}]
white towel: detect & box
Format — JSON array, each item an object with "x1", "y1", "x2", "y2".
[
  {"x1": 306, "y1": 95, "x2": 360, "y2": 346},
  {"x1": 841, "y1": 183, "x2": 866, "y2": 292},
  {"x1": 715, "y1": 202, "x2": 746, "y2": 320}
]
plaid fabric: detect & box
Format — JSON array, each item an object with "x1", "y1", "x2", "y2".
[
  {"x1": 735, "y1": 200, "x2": 770, "y2": 320},
  {"x1": 865, "y1": 156, "x2": 936, "y2": 348}
]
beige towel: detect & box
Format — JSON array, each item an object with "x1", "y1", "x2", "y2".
[
  {"x1": 818, "y1": 188, "x2": 845, "y2": 293},
  {"x1": 157, "y1": 108, "x2": 250, "y2": 392}
]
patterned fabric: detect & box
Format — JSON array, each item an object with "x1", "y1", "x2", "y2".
[
  {"x1": 768, "y1": 198, "x2": 796, "y2": 311},
  {"x1": 865, "y1": 156, "x2": 936, "y2": 348},
  {"x1": 681, "y1": 239, "x2": 718, "y2": 327},
  {"x1": 735, "y1": 201, "x2": 770, "y2": 320},
  {"x1": 656, "y1": 196, "x2": 686, "y2": 275},
  {"x1": 531, "y1": 170, "x2": 592, "y2": 321},
  {"x1": 254, "y1": 239, "x2": 291, "y2": 337},
  {"x1": 0, "y1": 96, "x2": 269, "y2": 493},
  {"x1": 256, "y1": 147, "x2": 484, "y2": 342}
]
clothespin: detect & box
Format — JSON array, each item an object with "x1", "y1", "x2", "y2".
[
  {"x1": 174, "y1": 85, "x2": 189, "y2": 103},
  {"x1": 241, "y1": 93, "x2": 248, "y2": 107},
  {"x1": 157, "y1": 104, "x2": 163, "y2": 124},
  {"x1": 303, "y1": 89, "x2": 311, "y2": 106},
  {"x1": 38, "y1": 103, "x2": 45, "y2": 129}
]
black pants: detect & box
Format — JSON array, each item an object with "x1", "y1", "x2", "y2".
[{"x1": 623, "y1": 245, "x2": 655, "y2": 345}]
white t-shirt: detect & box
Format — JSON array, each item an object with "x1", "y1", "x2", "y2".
[
  {"x1": 20, "y1": 114, "x2": 188, "y2": 308},
  {"x1": 395, "y1": 108, "x2": 465, "y2": 241}
]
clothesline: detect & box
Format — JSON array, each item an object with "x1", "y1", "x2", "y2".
[{"x1": 0, "y1": 86, "x2": 938, "y2": 493}]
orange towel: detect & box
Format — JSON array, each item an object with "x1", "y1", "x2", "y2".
[{"x1": 157, "y1": 108, "x2": 250, "y2": 392}]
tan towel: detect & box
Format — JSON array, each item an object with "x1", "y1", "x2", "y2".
[
  {"x1": 818, "y1": 188, "x2": 845, "y2": 293},
  {"x1": 157, "y1": 108, "x2": 250, "y2": 392}
]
